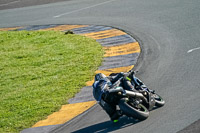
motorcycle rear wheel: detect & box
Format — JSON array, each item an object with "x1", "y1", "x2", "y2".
[{"x1": 118, "y1": 98, "x2": 149, "y2": 120}]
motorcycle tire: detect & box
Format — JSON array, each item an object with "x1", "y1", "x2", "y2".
[
  {"x1": 118, "y1": 98, "x2": 149, "y2": 120},
  {"x1": 154, "y1": 93, "x2": 165, "y2": 107}
]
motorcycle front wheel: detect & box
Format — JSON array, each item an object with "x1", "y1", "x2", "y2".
[
  {"x1": 154, "y1": 93, "x2": 165, "y2": 107},
  {"x1": 118, "y1": 98, "x2": 149, "y2": 120}
]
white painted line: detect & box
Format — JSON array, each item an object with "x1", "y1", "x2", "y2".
[
  {"x1": 53, "y1": 0, "x2": 117, "y2": 18},
  {"x1": 0, "y1": 0, "x2": 20, "y2": 7},
  {"x1": 187, "y1": 47, "x2": 200, "y2": 53}
]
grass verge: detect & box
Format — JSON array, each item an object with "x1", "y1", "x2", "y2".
[{"x1": 0, "y1": 31, "x2": 104, "y2": 133}]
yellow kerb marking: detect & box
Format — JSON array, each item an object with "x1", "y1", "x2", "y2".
[
  {"x1": 86, "y1": 65, "x2": 134, "y2": 86},
  {"x1": 104, "y1": 42, "x2": 140, "y2": 57},
  {"x1": 41, "y1": 25, "x2": 88, "y2": 31},
  {"x1": 0, "y1": 27, "x2": 22, "y2": 31},
  {"x1": 32, "y1": 101, "x2": 96, "y2": 127},
  {"x1": 82, "y1": 29, "x2": 127, "y2": 40}
]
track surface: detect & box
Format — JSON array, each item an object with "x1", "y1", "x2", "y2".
[
  {"x1": 1, "y1": 0, "x2": 200, "y2": 133},
  {"x1": 0, "y1": 0, "x2": 70, "y2": 10}
]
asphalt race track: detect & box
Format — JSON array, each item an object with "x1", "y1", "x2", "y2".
[
  {"x1": 0, "y1": 0, "x2": 71, "y2": 10},
  {"x1": 1, "y1": 0, "x2": 200, "y2": 133}
]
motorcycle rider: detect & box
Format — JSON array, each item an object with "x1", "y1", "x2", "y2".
[{"x1": 92, "y1": 70, "x2": 147, "y2": 122}]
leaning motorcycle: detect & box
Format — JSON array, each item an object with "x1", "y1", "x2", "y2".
[{"x1": 105, "y1": 70, "x2": 165, "y2": 120}]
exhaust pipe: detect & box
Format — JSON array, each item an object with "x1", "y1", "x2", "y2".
[
  {"x1": 125, "y1": 90, "x2": 144, "y2": 98},
  {"x1": 109, "y1": 87, "x2": 144, "y2": 99}
]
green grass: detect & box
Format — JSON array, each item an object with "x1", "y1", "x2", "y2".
[{"x1": 0, "y1": 31, "x2": 104, "y2": 133}]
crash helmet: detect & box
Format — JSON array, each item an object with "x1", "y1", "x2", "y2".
[{"x1": 94, "y1": 73, "x2": 106, "y2": 82}]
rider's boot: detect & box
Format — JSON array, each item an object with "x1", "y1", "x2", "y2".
[{"x1": 111, "y1": 110, "x2": 123, "y2": 122}]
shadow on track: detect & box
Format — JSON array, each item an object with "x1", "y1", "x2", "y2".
[{"x1": 71, "y1": 116, "x2": 141, "y2": 133}]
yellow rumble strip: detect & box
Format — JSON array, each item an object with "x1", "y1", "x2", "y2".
[
  {"x1": 32, "y1": 101, "x2": 96, "y2": 127},
  {"x1": 104, "y1": 42, "x2": 140, "y2": 57},
  {"x1": 0, "y1": 27, "x2": 22, "y2": 31},
  {"x1": 41, "y1": 25, "x2": 88, "y2": 31},
  {"x1": 83, "y1": 29, "x2": 127, "y2": 40}
]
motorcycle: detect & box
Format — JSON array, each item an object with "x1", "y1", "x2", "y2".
[{"x1": 104, "y1": 70, "x2": 165, "y2": 120}]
